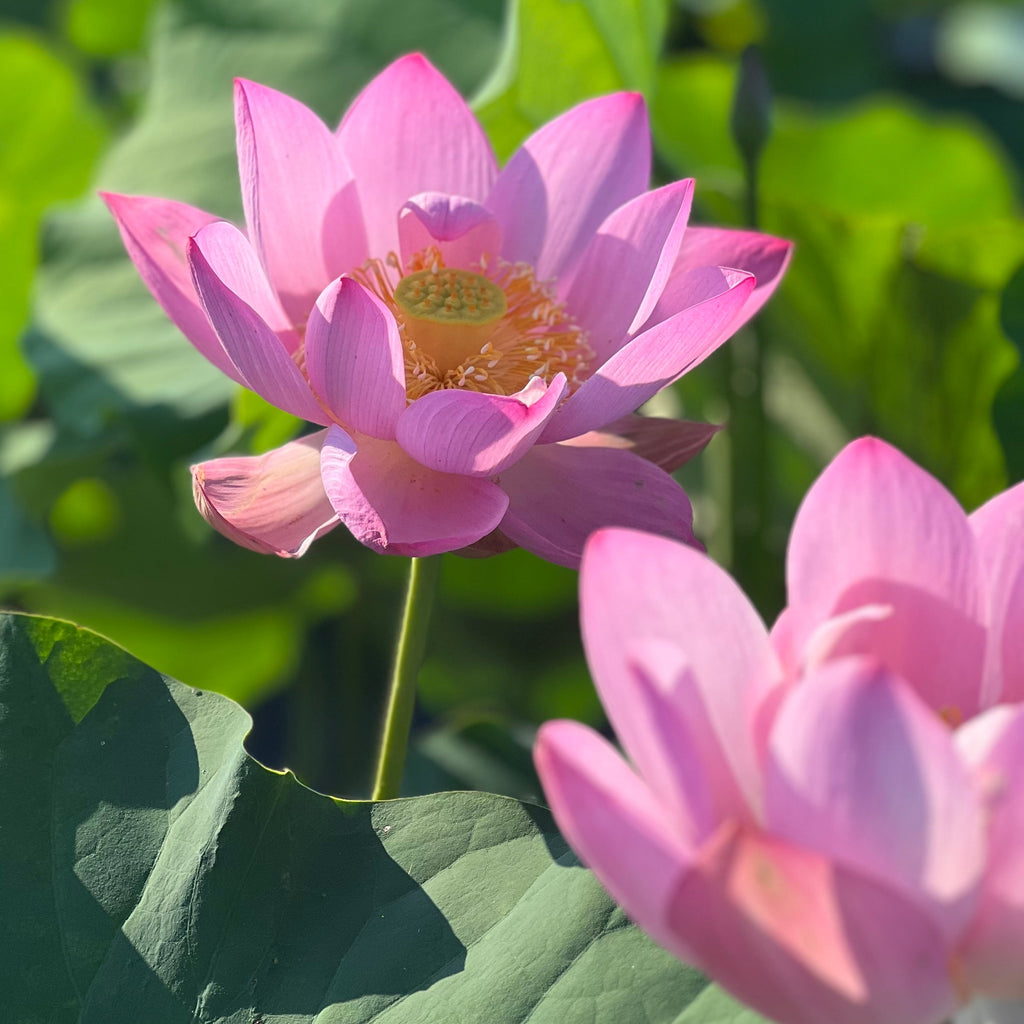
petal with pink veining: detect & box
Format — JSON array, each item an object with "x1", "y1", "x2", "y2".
[
  {"x1": 540, "y1": 269, "x2": 755, "y2": 443},
  {"x1": 764, "y1": 657, "x2": 984, "y2": 940},
  {"x1": 235, "y1": 78, "x2": 366, "y2": 325},
  {"x1": 785, "y1": 437, "x2": 985, "y2": 716},
  {"x1": 191, "y1": 431, "x2": 338, "y2": 557},
  {"x1": 319, "y1": 426, "x2": 508, "y2": 556},
  {"x1": 188, "y1": 234, "x2": 328, "y2": 424},
  {"x1": 497, "y1": 443, "x2": 696, "y2": 570},
  {"x1": 398, "y1": 192, "x2": 502, "y2": 269},
  {"x1": 396, "y1": 374, "x2": 567, "y2": 477},
  {"x1": 562, "y1": 414, "x2": 720, "y2": 474},
  {"x1": 669, "y1": 825, "x2": 957, "y2": 1024},
  {"x1": 534, "y1": 719, "x2": 695, "y2": 961},
  {"x1": 338, "y1": 55, "x2": 497, "y2": 257},
  {"x1": 564, "y1": 179, "x2": 694, "y2": 364},
  {"x1": 304, "y1": 277, "x2": 405, "y2": 439},
  {"x1": 579, "y1": 528, "x2": 780, "y2": 820},
  {"x1": 100, "y1": 192, "x2": 238, "y2": 381},
  {"x1": 488, "y1": 92, "x2": 651, "y2": 281}
]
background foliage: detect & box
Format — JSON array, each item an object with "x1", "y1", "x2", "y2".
[{"x1": 0, "y1": 0, "x2": 1021, "y2": 804}]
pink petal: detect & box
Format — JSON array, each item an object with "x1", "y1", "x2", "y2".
[
  {"x1": 970, "y1": 482, "x2": 1024, "y2": 705},
  {"x1": 564, "y1": 179, "x2": 694, "y2": 364},
  {"x1": 561, "y1": 414, "x2": 720, "y2": 473},
  {"x1": 579, "y1": 528, "x2": 781, "y2": 820},
  {"x1": 338, "y1": 55, "x2": 497, "y2": 257},
  {"x1": 487, "y1": 92, "x2": 651, "y2": 281},
  {"x1": 235, "y1": 79, "x2": 366, "y2": 325},
  {"x1": 187, "y1": 232, "x2": 328, "y2": 424},
  {"x1": 398, "y1": 192, "x2": 502, "y2": 269},
  {"x1": 540, "y1": 269, "x2": 755, "y2": 442},
  {"x1": 764, "y1": 657, "x2": 984, "y2": 940},
  {"x1": 496, "y1": 443, "x2": 696, "y2": 570},
  {"x1": 319, "y1": 426, "x2": 508, "y2": 556},
  {"x1": 644, "y1": 225, "x2": 793, "y2": 331},
  {"x1": 957, "y1": 705, "x2": 1024, "y2": 998},
  {"x1": 534, "y1": 719, "x2": 694, "y2": 960},
  {"x1": 304, "y1": 277, "x2": 405, "y2": 439},
  {"x1": 100, "y1": 192, "x2": 237, "y2": 381},
  {"x1": 191, "y1": 431, "x2": 338, "y2": 557},
  {"x1": 669, "y1": 825, "x2": 957, "y2": 1024},
  {"x1": 785, "y1": 437, "x2": 985, "y2": 717},
  {"x1": 395, "y1": 374, "x2": 567, "y2": 477}
]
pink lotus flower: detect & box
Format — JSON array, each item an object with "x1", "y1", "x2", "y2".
[
  {"x1": 103, "y1": 55, "x2": 790, "y2": 565},
  {"x1": 535, "y1": 437, "x2": 1024, "y2": 1023}
]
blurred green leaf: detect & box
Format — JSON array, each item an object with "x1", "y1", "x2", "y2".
[
  {"x1": 675, "y1": 982, "x2": 771, "y2": 1022},
  {"x1": 1, "y1": 611, "x2": 710, "y2": 1023},
  {"x1": 993, "y1": 262, "x2": 1024, "y2": 483},
  {"x1": 64, "y1": 0, "x2": 161, "y2": 57}
]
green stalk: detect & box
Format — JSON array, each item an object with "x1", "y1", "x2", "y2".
[{"x1": 371, "y1": 555, "x2": 442, "y2": 800}]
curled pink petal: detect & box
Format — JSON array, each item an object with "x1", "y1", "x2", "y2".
[
  {"x1": 562, "y1": 414, "x2": 720, "y2": 474},
  {"x1": 488, "y1": 92, "x2": 651, "y2": 280},
  {"x1": 319, "y1": 426, "x2": 508, "y2": 556},
  {"x1": 191, "y1": 431, "x2": 338, "y2": 557},
  {"x1": 396, "y1": 374, "x2": 567, "y2": 477},
  {"x1": 497, "y1": 443, "x2": 696, "y2": 569},
  {"x1": 398, "y1": 192, "x2": 502, "y2": 269},
  {"x1": 338, "y1": 54, "x2": 497, "y2": 256}
]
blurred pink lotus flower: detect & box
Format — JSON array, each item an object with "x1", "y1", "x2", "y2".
[
  {"x1": 535, "y1": 437, "x2": 1024, "y2": 1023},
  {"x1": 103, "y1": 55, "x2": 790, "y2": 565}
]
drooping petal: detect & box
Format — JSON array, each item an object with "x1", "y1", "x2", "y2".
[
  {"x1": 957, "y1": 705, "x2": 1024, "y2": 998},
  {"x1": 785, "y1": 437, "x2": 985, "y2": 716},
  {"x1": 669, "y1": 825, "x2": 957, "y2": 1024},
  {"x1": 645, "y1": 225, "x2": 793, "y2": 330},
  {"x1": 764, "y1": 657, "x2": 984, "y2": 940},
  {"x1": 534, "y1": 719, "x2": 695, "y2": 960},
  {"x1": 191, "y1": 431, "x2": 338, "y2": 557},
  {"x1": 496, "y1": 443, "x2": 696, "y2": 570},
  {"x1": 488, "y1": 92, "x2": 651, "y2": 281},
  {"x1": 540, "y1": 269, "x2": 755, "y2": 442},
  {"x1": 319, "y1": 426, "x2": 508, "y2": 556},
  {"x1": 562, "y1": 414, "x2": 720, "y2": 474},
  {"x1": 398, "y1": 192, "x2": 502, "y2": 269},
  {"x1": 564, "y1": 179, "x2": 694, "y2": 364},
  {"x1": 304, "y1": 277, "x2": 405, "y2": 439},
  {"x1": 235, "y1": 78, "x2": 366, "y2": 324},
  {"x1": 579, "y1": 528, "x2": 781, "y2": 820},
  {"x1": 100, "y1": 192, "x2": 237, "y2": 380},
  {"x1": 338, "y1": 54, "x2": 497, "y2": 256},
  {"x1": 187, "y1": 233, "x2": 328, "y2": 424},
  {"x1": 396, "y1": 374, "x2": 567, "y2": 477},
  {"x1": 970, "y1": 481, "x2": 1024, "y2": 705}
]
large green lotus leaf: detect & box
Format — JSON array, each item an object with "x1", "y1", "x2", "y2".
[
  {"x1": 0, "y1": 612, "x2": 713, "y2": 1023},
  {"x1": 475, "y1": 0, "x2": 668, "y2": 161},
  {"x1": 25, "y1": 0, "x2": 504, "y2": 448}
]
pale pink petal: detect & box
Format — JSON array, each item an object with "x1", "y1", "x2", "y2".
[
  {"x1": 100, "y1": 192, "x2": 238, "y2": 381},
  {"x1": 669, "y1": 825, "x2": 957, "y2": 1024},
  {"x1": 564, "y1": 179, "x2": 694, "y2": 364},
  {"x1": 319, "y1": 426, "x2": 508, "y2": 556},
  {"x1": 970, "y1": 482, "x2": 1024, "y2": 705},
  {"x1": 764, "y1": 657, "x2": 984, "y2": 940},
  {"x1": 540, "y1": 269, "x2": 755, "y2": 442},
  {"x1": 487, "y1": 93, "x2": 651, "y2": 281},
  {"x1": 187, "y1": 235, "x2": 328, "y2": 424},
  {"x1": 191, "y1": 432, "x2": 338, "y2": 557},
  {"x1": 561, "y1": 415, "x2": 720, "y2": 474},
  {"x1": 338, "y1": 55, "x2": 497, "y2": 257},
  {"x1": 235, "y1": 79, "x2": 366, "y2": 325},
  {"x1": 304, "y1": 277, "x2": 405, "y2": 439},
  {"x1": 398, "y1": 192, "x2": 502, "y2": 269},
  {"x1": 396, "y1": 374, "x2": 566, "y2": 477},
  {"x1": 534, "y1": 719, "x2": 695, "y2": 960},
  {"x1": 496, "y1": 443, "x2": 696, "y2": 570},
  {"x1": 957, "y1": 705, "x2": 1024, "y2": 998},
  {"x1": 579, "y1": 528, "x2": 781, "y2": 817},
  {"x1": 786, "y1": 437, "x2": 985, "y2": 716},
  {"x1": 645, "y1": 225, "x2": 793, "y2": 330}
]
